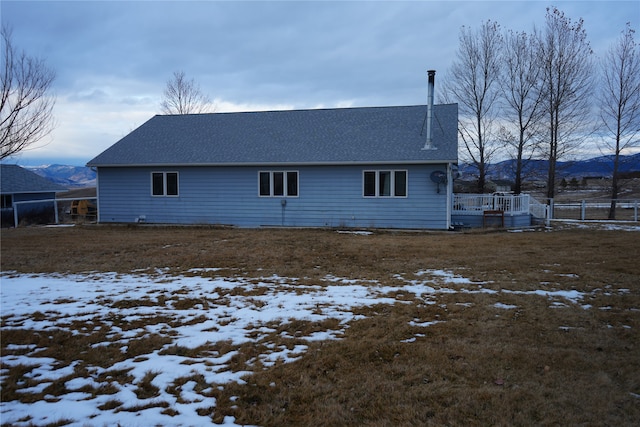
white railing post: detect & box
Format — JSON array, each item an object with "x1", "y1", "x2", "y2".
[
  {"x1": 546, "y1": 204, "x2": 550, "y2": 226},
  {"x1": 581, "y1": 200, "x2": 586, "y2": 220}
]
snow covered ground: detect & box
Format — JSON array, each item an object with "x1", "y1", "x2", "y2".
[{"x1": 1, "y1": 264, "x2": 621, "y2": 427}]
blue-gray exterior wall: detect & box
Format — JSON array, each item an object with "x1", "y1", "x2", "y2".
[{"x1": 96, "y1": 165, "x2": 450, "y2": 229}]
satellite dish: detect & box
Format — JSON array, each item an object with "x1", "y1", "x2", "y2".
[
  {"x1": 430, "y1": 170, "x2": 447, "y2": 184},
  {"x1": 430, "y1": 170, "x2": 447, "y2": 193}
]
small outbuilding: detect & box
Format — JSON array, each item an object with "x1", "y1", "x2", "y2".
[{"x1": 0, "y1": 164, "x2": 67, "y2": 227}]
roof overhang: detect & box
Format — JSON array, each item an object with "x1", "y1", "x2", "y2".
[
  {"x1": 88, "y1": 159, "x2": 459, "y2": 168},
  {"x1": 1, "y1": 189, "x2": 67, "y2": 195}
]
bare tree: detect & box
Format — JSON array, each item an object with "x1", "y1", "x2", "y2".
[
  {"x1": 442, "y1": 21, "x2": 503, "y2": 193},
  {"x1": 599, "y1": 23, "x2": 640, "y2": 219},
  {"x1": 539, "y1": 7, "x2": 594, "y2": 200},
  {"x1": 499, "y1": 29, "x2": 546, "y2": 194},
  {"x1": 160, "y1": 70, "x2": 213, "y2": 115},
  {"x1": 1, "y1": 26, "x2": 56, "y2": 160}
]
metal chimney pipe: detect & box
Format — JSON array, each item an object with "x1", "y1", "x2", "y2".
[{"x1": 423, "y1": 70, "x2": 436, "y2": 150}]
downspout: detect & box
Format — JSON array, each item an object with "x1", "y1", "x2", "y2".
[{"x1": 90, "y1": 166, "x2": 100, "y2": 223}]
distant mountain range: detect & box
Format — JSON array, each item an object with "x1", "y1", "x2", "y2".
[
  {"x1": 27, "y1": 164, "x2": 96, "y2": 188},
  {"x1": 24, "y1": 153, "x2": 640, "y2": 188},
  {"x1": 459, "y1": 153, "x2": 640, "y2": 182}
]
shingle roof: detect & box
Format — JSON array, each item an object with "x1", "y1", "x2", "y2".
[
  {"x1": 87, "y1": 104, "x2": 458, "y2": 167},
  {"x1": 0, "y1": 164, "x2": 67, "y2": 194}
]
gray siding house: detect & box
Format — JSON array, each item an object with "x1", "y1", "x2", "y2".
[{"x1": 87, "y1": 102, "x2": 458, "y2": 230}]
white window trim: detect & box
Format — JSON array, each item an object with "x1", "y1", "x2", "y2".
[
  {"x1": 258, "y1": 170, "x2": 299, "y2": 197},
  {"x1": 151, "y1": 171, "x2": 180, "y2": 197},
  {"x1": 363, "y1": 170, "x2": 408, "y2": 198}
]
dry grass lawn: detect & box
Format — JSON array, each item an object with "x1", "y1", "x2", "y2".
[{"x1": 1, "y1": 224, "x2": 639, "y2": 426}]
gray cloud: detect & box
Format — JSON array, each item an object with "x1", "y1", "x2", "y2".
[{"x1": 2, "y1": 0, "x2": 637, "y2": 164}]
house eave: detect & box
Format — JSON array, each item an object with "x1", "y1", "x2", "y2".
[
  {"x1": 87, "y1": 159, "x2": 459, "y2": 168},
  {"x1": 0, "y1": 189, "x2": 67, "y2": 195}
]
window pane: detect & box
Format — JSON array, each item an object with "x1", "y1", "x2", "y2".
[
  {"x1": 152, "y1": 173, "x2": 164, "y2": 196},
  {"x1": 364, "y1": 171, "x2": 376, "y2": 196},
  {"x1": 259, "y1": 172, "x2": 270, "y2": 196},
  {"x1": 287, "y1": 171, "x2": 298, "y2": 196},
  {"x1": 273, "y1": 172, "x2": 284, "y2": 196},
  {"x1": 166, "y1": 173, "x2": 178, "y2": 196},
  {"x1": 379, "y1": 171, "x2": 391, "y2": 196},
  {"x1": 394, "y1": 171, "x2": 407, "y2": 196}
]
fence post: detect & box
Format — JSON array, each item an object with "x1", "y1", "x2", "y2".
[
  {"x1": 635, "y1": 200, "x2": 638, "y2": 222},
  {"x1": 545, "y1": 205, "x2": 550, "y2": 227},
  {"x1": 13, "y1": 205, "x2": 18, "y2": 228},
  {"x1": 581, "y1": 200, "x2": 586, "y2": 220},
  {"x1": 549, "y1": 198, "x2": 554, "y2": 221}
]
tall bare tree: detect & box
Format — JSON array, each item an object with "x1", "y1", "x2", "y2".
[
  {"x1": 160, "y1": 70, "x2": 213, "y2": 115},
  {"x1": 442, "y1": 21, "x2": 503, "y2": 193},
  {"x1": 599, "y1": 23, "x2": 640, "y2": 219},
  {"x1": 499, "y1": 29, "x2": 546, "y2": 194},
  {"x1": 0, "y1": 26, "x2": 56, "y2": 160},
  {"x1": 539, "y1": 7, "x2": 594, "y2": 200}
]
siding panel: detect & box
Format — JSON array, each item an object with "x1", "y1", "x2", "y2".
[{"x1": 97, "y1": 164, "x2": 450, "y2": 229}]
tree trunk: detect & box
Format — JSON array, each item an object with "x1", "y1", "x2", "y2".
[
  {"x1": 546, "y1": 117, "x2": 558, "y2": 200},
  {"x1": 608, "y1": 137, "x2": 621, "y2": 220},
  {"x1": 514, "y1": 129, "x2": 525, "y2": 194},
  {"x1": 546, "y1": 156, "x2": 556, "y2": 200}
]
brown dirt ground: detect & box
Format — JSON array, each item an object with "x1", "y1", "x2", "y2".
[{"x1": 1, "y1": 224, "x2": 639, "y2": 426}]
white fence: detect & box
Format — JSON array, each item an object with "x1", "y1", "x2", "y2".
[
  {"x1": 453, "y1": 193, "x2": 639, "y2": 223},
  {"x1": 550, "y1": 199, "x2": 639, "y2": 221},
  {"x1": 452, "y1": 193, "x2": 533, "y2": 215},
  {"x1": 9, "y1": 197, "x2": 97, "y2": 228}
]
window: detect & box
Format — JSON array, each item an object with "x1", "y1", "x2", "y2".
[
  {"x1": 273, "y1": 172, "x2": 284, "y2": 196},
  {"x1": 363, "y1": 170, "x2": 407, "y2": 197},
  {"x1": 286, "y1": 171, "x2": 298, "y2": 196},
  {"x1": 379, "y1": 171, "x2": 391, "y2": 196},
  {"x1": 394, "y1": 171, "x2": 407, "y2": 196},
  {"x1": 151, "y1": 172, "x2": 179, "y2": 196},
  {"x1": 259, "y1": 172, "x2": 270, "y2": 196},
  {"x1": 259, "y1": 171, "x2": 298, "y2": 197},
  {"x1": 1, "y1": 194, "x2": 12, "y2": 209},
  {"x1": 364, "y1": 171, "x2": 376, "y2": 197}
]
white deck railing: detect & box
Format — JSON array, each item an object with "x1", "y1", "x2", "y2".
[
  {"x1": 453, "y1": 193, "x2": 542, "y2": 217},
  {"x1": 528, "y1": 196, "x2": 549, "y2": 219}
]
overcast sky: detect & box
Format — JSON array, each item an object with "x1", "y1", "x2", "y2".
[{"x1": 2, "y1": 0, "x2": 638, "y2": 166}]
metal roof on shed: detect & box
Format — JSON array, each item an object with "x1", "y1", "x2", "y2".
[
  {"x1": 0, "y1": 164, "x2": 67, "y2": 194},
  {"x1": 87, "y1": 104, "x2": 458, "y2": 167}
]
